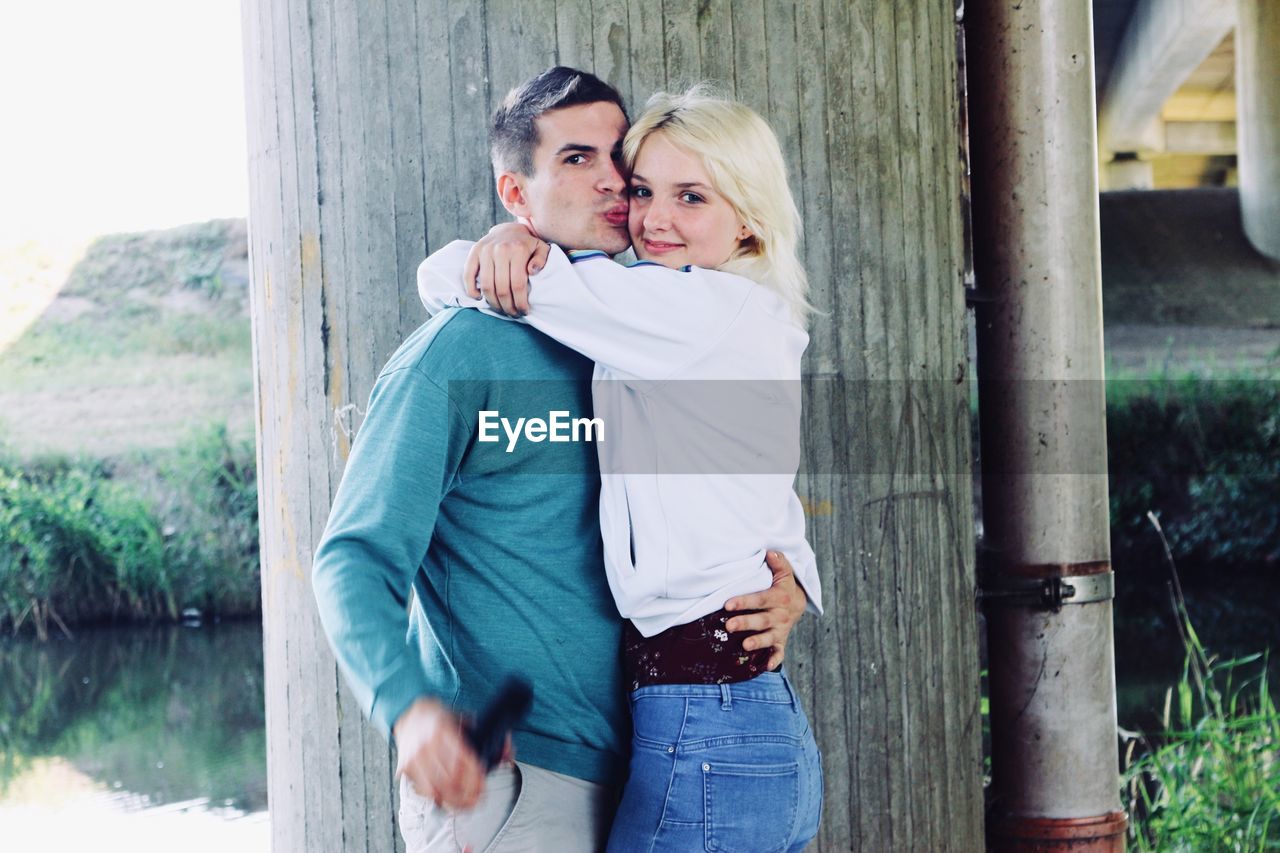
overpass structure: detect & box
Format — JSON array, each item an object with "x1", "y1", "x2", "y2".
[{"x1": 1094, "y1": 0, "x2": 1278, "y2": 258}]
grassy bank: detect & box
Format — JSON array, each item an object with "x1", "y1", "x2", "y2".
[
  {"x1": 1123, "y1": 648, "x2": 1279, "y2": 849},
  {"x1": 0, "y1": 221, "x2": 253, "y2": 459},
  {"x1": 1106, "y1": 375, "x2": 1279, "y2": 850},
  {"x1": 0, "y1": 424, "x2": 258, "y2": 638},
  {"x1": 0, "y1": 222, "x2": 258, "y2": 637},
  {"x1": 1121, "y1": 551, "x2": 1280, "y2": 850}
]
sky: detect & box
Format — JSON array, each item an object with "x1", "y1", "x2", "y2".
[{"x1": 0, "y1": 1, "x2": 248, "y2": 241}]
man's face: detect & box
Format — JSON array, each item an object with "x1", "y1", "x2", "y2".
[{"x1": 501, "y1": 101, "x2": 631, "y2": 254}]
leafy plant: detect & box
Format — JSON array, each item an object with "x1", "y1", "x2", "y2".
[
  {"x1": 1108, "y1": 373, "x2": 1280, "y2": 571},
  {"x1": 157, "y1": 423, "x2": 260, "y2": 614},
  {"x1": 0, "y1": 456, "x2": 172, "y2": 638},
  {"x1": 0, "y1": 424, "x2": 259, "y2": 637},
  {"x1": 1121, "y1": 514, "x2": 1280, "y2": 850}
]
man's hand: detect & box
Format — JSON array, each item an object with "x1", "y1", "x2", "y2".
[
  {"x1": 723, "y1": 550, "x2": 808, "y2": 670},
  {"x1": 462, "y1": 222, "x2": 551, "y2": 317},
  {"x1": 393, "y1": 697, "x2": 487, "y2": 811}
]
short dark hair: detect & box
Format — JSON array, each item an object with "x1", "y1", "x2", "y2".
[{"x1": 490, "y1": 67, "x2": 627, "y2": 177}]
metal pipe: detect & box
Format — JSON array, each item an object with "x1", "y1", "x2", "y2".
[{"x1": 964, "y1": 0, "x2": 1126, "y2": 849}]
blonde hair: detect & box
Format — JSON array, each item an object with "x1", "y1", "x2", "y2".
[{"x1": 622, "y1": 87, "x2": 812, "y2": 324}]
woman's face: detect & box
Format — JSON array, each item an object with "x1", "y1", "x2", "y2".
[{"x1": 628, "y1": 133, "x2": 749, "y2": 270}]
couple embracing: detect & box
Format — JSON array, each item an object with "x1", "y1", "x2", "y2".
[{"x1": 313, "y1": 65, "x2": 825, "y2": 852}]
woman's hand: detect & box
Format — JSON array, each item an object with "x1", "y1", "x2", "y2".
[
  {"x1": 723, "y1": 551, "x2": 808, "y2": 671},
  {"x1": 462, "y1": 222, "x2": 551, "y2": 317}
]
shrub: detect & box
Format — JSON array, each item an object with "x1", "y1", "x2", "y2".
[
  {"x1": 158, "y1": 423, "x2": 260, "y2": 615},
  {"x1": 1122, "y1": 614, "x2": 1279, "y2": 848},
  {"x1": 0, "y1": 457, "x2": 173, "y2": 638},
  {"x1": 1121, "y1": 514, "x2": 1280, "y2": 849},
  {"x1": 0, "y1": 424, "x2": 259, "y2": 637},
  {"x1": 1108, "y1": 374, "x2": 1280, "y2": 571}
]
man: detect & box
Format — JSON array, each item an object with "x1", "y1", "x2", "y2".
[{"x1": 311, "y1": 66, "x2": 807, "y2": 852}]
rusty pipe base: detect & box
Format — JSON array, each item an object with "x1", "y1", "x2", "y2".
[{"x1": 987, "y1": 810, "x2": 1128, "y2": 852}]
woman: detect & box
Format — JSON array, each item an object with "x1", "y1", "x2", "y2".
[{"x1": 418, "y1": 88, "x2": 824, "y2": 852}]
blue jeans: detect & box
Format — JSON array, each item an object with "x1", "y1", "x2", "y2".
[{"x1": 606, "y1": 671, "x2": 823, "y2": 853}]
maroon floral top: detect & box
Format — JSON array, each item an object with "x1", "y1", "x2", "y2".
[{"x1": 623, "y1": 607, "x2": 773, "y2": 691}]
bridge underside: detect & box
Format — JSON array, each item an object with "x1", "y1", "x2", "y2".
[{"x1": 1093, "y1": 0, "x2": 1278, "y2": 258}]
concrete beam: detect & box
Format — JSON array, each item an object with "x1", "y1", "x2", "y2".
[
  {"x1": 1163, "y1": 87, "x2": 1238, "y2": 122},
  {"x1": 1098, "y1": 0, "x2": 1235, "y2": 153},
  {"x1": 1164, "y1": 120, "x2": 1237, "y2": 154}
]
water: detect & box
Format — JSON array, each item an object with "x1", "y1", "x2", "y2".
[
  {"x1": 0, "y1": 577, "x2": 1272, "y2": 850},
  {"x1": 0, "y1": 620, "x2": 268, "y2": 852}
]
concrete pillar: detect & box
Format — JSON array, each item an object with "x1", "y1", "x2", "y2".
[
  {"x1": 1237, "y1": 0, "x2": 1280, "y2": 259},
  {"x1": 965, "y1": 0, "x2": 1126, "y2": 850},
  {"x1": 241, "y1": 1, "x2": 984, "y2": 850},
  {"x1": 1104, "y1": 153, "x2": 1155, "y2": 190}
]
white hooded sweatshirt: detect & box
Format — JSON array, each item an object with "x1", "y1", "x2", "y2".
[{"x1": 418, "y1": 241, "x2": 822, "y2": 637}]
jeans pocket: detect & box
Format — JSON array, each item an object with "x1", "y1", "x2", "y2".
[
  {"x1": 629, "y1": 691, "x2": 687, "y2": 748},
  {"x1": 701, "y1": 760, "x2": 799, "y2": 853}
]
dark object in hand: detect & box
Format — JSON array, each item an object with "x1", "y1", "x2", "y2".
[{"x1": 464, "y1": 677, "x2": 534, "y2": 770}]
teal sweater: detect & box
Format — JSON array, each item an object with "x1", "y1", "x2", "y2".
[{"x1": 311, "y1": 309, "x2": 628, "y2": 785}]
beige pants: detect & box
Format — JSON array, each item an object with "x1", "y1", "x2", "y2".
[{"x1": 398, "y1": 762, "x2": 617, "y2": 853}]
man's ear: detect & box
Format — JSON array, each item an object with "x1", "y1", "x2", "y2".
[{"x1": 496, "y1": 172, "x2": 531, "y2": 218}]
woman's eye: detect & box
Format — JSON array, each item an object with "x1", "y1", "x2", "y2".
[
  {"x1": 680, "y1": 192, "x2": 705, "y2": 204},
  {"x1": 630, "y1": 186, "x2": 651, "y2": 198}
]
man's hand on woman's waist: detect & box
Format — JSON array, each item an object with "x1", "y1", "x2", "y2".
[{"x1": 723, "y1": 550, "x2": 808, "y2": 671}]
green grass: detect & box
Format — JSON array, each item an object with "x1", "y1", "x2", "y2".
[
  {"x1": 3, "y1": 308, "x2": 250, "y2": 368},
  {"x1": 0, "y1": 309, "x2": 253, "y2": 458},
  {"x1": 1120, "y1": 516, "x2": 1280, "y2": 851},
  {"x1": 1123, "y1": 652, "x2": 1279, "y2": 851},
  {"x1": 0, "y1": 425, "x2": 259, "y2": 638},
  {"x1": 1123, "y1": 629, "x2": 1280, "y2": 847},
  {"x1": 0, "y1": 454, "x2": 171, "y2": 637},
  {"x1": 154, "y1": 423, "x2": 260, "y2": 615},
  {"x1": 0, "y1": 221, "x2": 253, "y2": 458},
  {"x1": 0, "y1": 304, "x2": 251, "y2": 392}
]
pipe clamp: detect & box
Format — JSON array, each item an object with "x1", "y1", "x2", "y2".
[{"x1": 978, "y1": 572, "x2": 1114, "y2": 611}]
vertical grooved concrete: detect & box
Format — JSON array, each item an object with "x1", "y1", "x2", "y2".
[{"x1": 242, "y1": 3, "x2": 982, "y2": 848}]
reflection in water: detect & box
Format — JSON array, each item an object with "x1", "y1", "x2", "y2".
[
  {"x1": 2, "y1": 582, "x2": 1272, "y2": 847},
  {"x1": 0, "y1": 620, "x2": 267, "y2": 849}
]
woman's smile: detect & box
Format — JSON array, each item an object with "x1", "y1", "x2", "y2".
[{"x1": 641, "y1": 238, "x2": 685, "y2": 254}]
